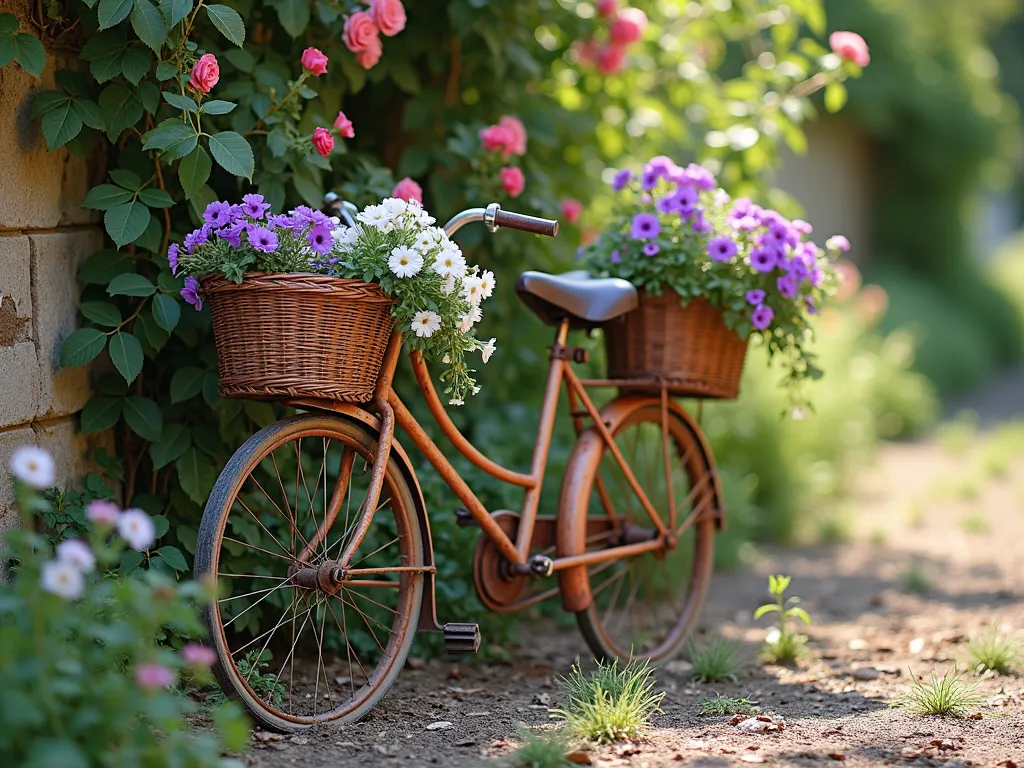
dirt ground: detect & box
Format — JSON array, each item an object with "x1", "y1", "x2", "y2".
[{"x1": 240, "y1": 436, "x2": 1024, "y2": 768}]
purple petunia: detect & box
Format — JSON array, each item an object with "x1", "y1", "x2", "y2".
[
  {"x1": 610, "y1": 249, "x2": 621, "y2": 263},
  {"x1": 611, "y1": 169, "x2": 633, "y2": 191},
  {"x1": 827, "y1": 234, "x2": 851, "y2": 252},
  {"x1": 181, "y1": 276, "x2": 202, "y2": 311},
  {"x1": 203, "y1": 201, "x2": 233, "y2": 228},
  {"x1": 786, "y1": 255, "x2": 810, "y2": 281},
  {"x1": 690, "y1": 210, "x2": 712, "y2": 232},
  {"x1": 732, "y1": 215, "x2": 760, "y2": 232},
  {"x1": 777, "y1": 272, "x2": 798, "y2": 299},
  {"x1": 656, "y1": 195, "x2": 677, "y2": 215},
  {"x1": 307, "y1": 223, "x2": 334, "y2": 255},
  {"x1": 746, "y1": 289, "x2": 766, "y2": 306},
  {"x1": 751, "y1": 304, "x2": 774, "y2": 330},
  {"x1": 241, "y1": 193, "x2": 271, "y2": 219},
  {"x1": 640, "y1": 165, "x2": 661, "y2": 191},
  {"x1": 792, "y1": 219, "x2": 813, "y2": 235},
  {"x1": 167, "y1": 243, "x2": 179, "y2": 275},
  {"x1": 810, "y1": 268, "x2": 823, "y2": 287},
  {"x1": 708, "y1": 236, "x2": 738, "y2": 262},
  {"x1": 630, "y1": 213, "x2": 661, "y2": 240},
  {"x1": 643, "y1": 242, "x2": 660, "y2": 256},
  {"x1": 671, "y1": 185, "x2": 699, "y2": 215},
  {"x1": 805, "y1": 296, "x2": 819, "y2": 315},
  {"x1": 183, "y1": 226, "x2": 210, "y2": 254},
  {"x1": 249, "y1": 227, "x2": 279, "y2": 253},
  {"x1": 749, "y1": 248, "x2": 775, "y2": 274},
  {"x1": 680, "y1": 163, "x2": 715, "y2": 190},
  {"x1": 217, "y1": 219, "x2": 248, "y2": 248},
  {"x1": 764, "y1": 221, "x2": 791, "y2": 247}
]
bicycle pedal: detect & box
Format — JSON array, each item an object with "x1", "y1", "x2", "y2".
[
  {"x1": 443, "y1": 622, "x2": 481, "y2": 654},
  {"x1": 454, "y1": 508, "x2": 478, "y2": 528}
]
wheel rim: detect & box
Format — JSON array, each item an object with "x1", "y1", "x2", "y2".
[
  {"x1": 204, "y1": 421, "x2": 419, "y2": 725},
  {"x1": 583, "y1": 407, "x2": 715, "y2": 661}
]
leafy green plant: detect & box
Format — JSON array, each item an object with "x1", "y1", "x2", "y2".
[
  {"x1": 698, "y1": 693, "x2": 759, "y2": 717},
  {"x1": 553, "y1": 657, "x2": 664, "y2": 744},
  {"x1": 686, "y1": 635, "x2": 744, "y2": 683},
  {"x1": 508, "y1": 728, "x2": 572, "y2": 768},
  {"x1": 964, "y1": 627, "x2": 1021, "y2": 675},
  {"x1": 207, "y1": 649, "x2": 285, "y2": 709},
  {"x1": 0, "y1": 13, "x2": 45, "y2": 77},
  {"x1": 755, "y1": 575, "x2": 811, "y2": 664},
  {"x1": 892, "y1": 668, "x2": 984, "y2": 717}
]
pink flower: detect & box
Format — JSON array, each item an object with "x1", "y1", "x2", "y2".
[
  {"x1": 561, "y1": 198, "x2": 583, "y2": 224},
  {"x1": 370, "y1": 0, "x2": 406, "y2": 37},
  {"x1": 500, "y1": 167, "x2": 525, "y2": 198},
  {"x1": 334, "y1": 111, "x2": 355, "y2": 138},
  {"x1": 609, "y1": 8, "x2": 647, "y2": 46},
  {"x1": 829, "y1": 31, "x2": 870, "y2": 67},
  {"x1": 135, "y1": 663, "x2": 176, "y2": 691},
  {"x1": 596, "y1": 45, "x2": 626, "y2": 76},
  {"x1": 574, "y1": 38, "x2": 599, "y2": 66},
  {"x1": 188, "y1": 54, "x2": 219, "y2": 94},
  {"x1": 301, "y1": 47, "x2": 329, "y2": 76},
  {"x1": 355, "y1": 37, "x2": 383, "y2": 69},
  {"x1": 86, "y1": 499, "x2": 120, "y2": 525},
  {"x1": 344, "y1": 11, "x2": 381, "y2": 55},
  {"x1": 498, "y1": 115, "x2": 527, "y2": 156},
  {"x1": 312, "y1": 127, "x2": 334, "y2": 157},
  {"x1": 596, "y1": 0, "x2": 617, "y2": 17},
  {"x1": 181, "y1": 643, "x2": 217, "y2": 668},
  {"x1": 392, "y1": 177, "x2": 423, "y2": 203},
  {"x1": 479, "y1": 124, "x2": 514, "y2": 155}
]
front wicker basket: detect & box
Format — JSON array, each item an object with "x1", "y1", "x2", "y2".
[
  {"x1": 202, "y1": 273, "x2": 394, "y2": 403},
  {"x1": 604, "y1": 292, "x2": 748, "y2": 399}
]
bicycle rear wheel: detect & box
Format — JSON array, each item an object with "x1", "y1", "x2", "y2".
[{"x1": 195, "y1": 413, "x2": 424, "y2": 732}]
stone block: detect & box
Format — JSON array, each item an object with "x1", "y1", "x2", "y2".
[
  {"x1": 31, "y1": 418, "x2": 89, "y2": 490},
  {"x1": 0, "y1": 234, "x2": 31, "y2": 343},
  {"x1": 0, "y1": 342, "x2": 39, "y2": 428},
  {"x1": 30, "y1": 228, "x2": 103, "y2": 419},
  {"x1": 0, "y1": 425, "x2": 37, "y2": 534}
]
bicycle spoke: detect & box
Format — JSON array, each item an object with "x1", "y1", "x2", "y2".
[
  {"x1": 326, "y1": 596, "x2": 366, "y2": 696},
  {"x1": 347, "y1": 535, "x2": 400, "y2": 568},
  {"x1": 249, "y1": 472, "x2": 314, "y2": 556},
  {"x1": 223, "y1": 537, "x2": 301, "y2": 566},
  {"x1": 223, "y1": 578, "x2": 295, "y2": 629},
  {"x1": 219, "y1": 584, "x2": 285, "y2": 604},
  {"x1": 345, "y1": 585, "x2": 399, "y2": 615},
  {"x1": 245, "y1": 589, "x2": 296, "y2": 685},
  {"x1": 338, "y1": 593, "x2": 387, "y2": 654},
  {"x1": 235, "y1": 496, "x2": 296, "y2": 562}
]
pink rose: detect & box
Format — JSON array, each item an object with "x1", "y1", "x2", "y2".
[
  {"x1": 334, "y1": 111, "x2": 355, "y2": 138},
  {"x1": 500, "y1": 167, "x2": 525, "y2": 198},
  {"x1": 181, "y1": 643, "x2": 217, "y2": 668},
  {"x1": 301, "y1": 47, "x2": 329, "y2": 76},
  {"x1": 829, "y1": 31, "x2": 870, "y2": 67},
  {"x1": 596, "y1": 0, "x2": 617, "y2": 17},
  {"x1": 596, "y1": 44, "x2": 626, "y2": 76},
  {"x1": 392, "y1": 177, "x2": 423, "y2": 203},
  {"x1": 344, "y1": 11, "x2": 381, "y2": 53},
  {"x1": 479, "y1": 124, "x2": 514, "y2": 155},
  {"x1": 135, "y1": 663, "x2": 176, "y2": 691},
  {"x1": 86, "y1": 499, "x2": 120, "y2": 525},
  {"x1": 312, "y1": 127, "x2": 334, "y2": 157},
  {"x1": 355, "y1": 36, "x2": 383, "y2": 69},
  {"x1": 561, "y1": 198, "x2": 583, "y2": 224},
  {"x1": 370, "y1": 0, "x2": 406, "y2": 37},
  {"x1": 574, "y1": 38, "x2": 599, "y2": 65},
  {"x1": 188, "y1": 54, "x2": 219, "y2": 94},
  {"x1": 498, "y1": 115, "x2": 527, "y2": 156},
  {"x1": 609, "y1": 8, "x2": 647, "y2": 46}
]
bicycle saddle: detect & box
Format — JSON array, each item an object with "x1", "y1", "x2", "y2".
[{"x1": 515, "y1": 270, "x2": 638, "y2": 328}]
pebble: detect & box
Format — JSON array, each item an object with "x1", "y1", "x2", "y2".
[
  {"x1": 848, "y1": 638, "x2": 870, "y2": 651},
  {"x1": 909, "y1": 637, "x2": 926, "y2": 654},
  {"x1": 852, "y1": 667, "x2": 881, "y2": 681},
  {"x1": 665, "y1": 660, "x2": 694, "y2": 675},
  {"x1": 426, "y1": 721, "x2": 453, "y2": 731},
  {"x1": 406, "y1": 657, "x2": 426, "y2": 670}
]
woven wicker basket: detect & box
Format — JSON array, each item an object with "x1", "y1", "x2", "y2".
[
  {"x1": 201, "y1": 273, "x2": 394, "y2": 403},
  {"x1": 604, "y1": 292, "x2": 748, "y2": 399}
]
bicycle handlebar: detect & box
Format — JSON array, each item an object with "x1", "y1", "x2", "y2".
[{"x1": 493, "y1": 208, "x2": 559, "y2": 237}]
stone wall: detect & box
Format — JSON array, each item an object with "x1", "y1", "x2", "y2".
[{"x1": 0, "y1": 42, "x2": 108, "y2": 532}]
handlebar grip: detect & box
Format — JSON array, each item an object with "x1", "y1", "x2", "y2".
[{"x1": 494, "y1": 209, "x2": 559, "y2": 237}]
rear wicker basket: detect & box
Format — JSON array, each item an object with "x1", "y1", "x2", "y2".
[
  {"x1": 604, "y1": 292, "x2": 748, "y2": 398},
  {"x1": 202, "y1": 273, "x2": 394, "y2": 403}
]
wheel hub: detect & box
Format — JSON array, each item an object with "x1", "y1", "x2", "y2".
[{"x1": 290, "y1": 562, "x2": 346, "y2": 595}]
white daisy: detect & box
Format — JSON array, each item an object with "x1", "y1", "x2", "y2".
[
  {"x1": 41, "y1": 560, "x2": 84, "y2": 599},
  {"x1": 433, "y1": 250, "x2": 467, "y2": 279},
  {"x1": 428, "y1": 227, "x2": 447, "y2": 243},
  {"x1": 414, "y1": 230, "x2": 436, "y2": 252},
  {"x1": 356, "y1": 205, "x2": 393, "y2": 230},
  {"x1": 414, "y1": 207, "x2": 436, "y2": 226},
  {"x1": 478, "y1": 270, "x2": 496, "y2": 300},
  {"x1": 10, "y1": 445, "x2": 55, "y2": 488},
  {"x1": 332, "y1": 226, "x2": 359, "y2": 248},
  {"x1": 442, "y1": 274, "x2": 457, "y2": 295},
  {"x1": 411, "y1": 310, "x2": 442, "y2": 338},
  {"x1": 463, "y1": 277, "x2": 484, "y2": 306},
  {"x1": 460, "y1": 306, "x2": 482, "y2": 332},
  {"x1": 57, "y1": 539, "x2": 95, "y2": 573},
  {"x1": 381, "y1": 197, "x2": 409, "y2": 217},
  {"x1": 118, "y1": 508, "x2": 156, "y2": 551},
  {"x1": 389, "y1": 246, "x2": 424, "y2": 278},
  {"x1": 480, "y1": 337, "x2": 497, "y2": 363}
]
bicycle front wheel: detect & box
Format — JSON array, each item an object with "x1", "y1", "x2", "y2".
[{"x1": 195, "y1": 413, "x2": 424, "y2": 732}]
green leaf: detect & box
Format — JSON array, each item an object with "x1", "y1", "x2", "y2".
[
  {"x1": 135, "y1": 213, "x2": 161, "y2": 253},
  {"x1": 178, "y1": 145, "x2": 211, "y2": 198},
  {"x1": 155, "y1": 60, "x2": 177, "y2": 80},
  {"x1": 753, "y1": 604, "x2": 780, "y2": 620},
  {"x1": 71, "y1": 99, "x2": 105, "y2": 131},
  {"x1": 200, "y1": 99, "x2": 236, "y2": 115},
  {"x1": 131, "y1": 0, "x2": 166, "y2": 51},
  {"x1": 163, "y1": 0, "x2": 193, "y2": 27},
  {"x1": 151, "y1": 293, "x2": 180, "y2": 331},
  {"x1": 121, "y1": 47, "x2": 150, "y2": 84},
  {"x1": 80, "y1": 30, "x2": 127, "y2": 61},
  {"x1": 109, "y1": 331, "x2": 144, "y2": 383},
  {"x1": 0, "y1": 13, "x2": 18, "y2": 34},
  {"x1": 80, "y1": 396, "x2": 122, "y2": 433},
  {"x1": 223, "y1": 47, "x2": 253, "y2": 72},
  {"x1": 98, "y1": 84, "x2": 144, "y2": 140},
  {"x1": 206, "y1": 4, "x2": 245, "y2": 46},
  {"x1": 41, "y1": 101, "x2": 83, "y2": 148},
  {"x1": 104, "y1": 201, "x2": 151, "y2": 247},
  {"x1": 79, "y1": 249, "x2": 129, "y2": 283},
  {"x1": 13, "y1": 33, "x2": 45, "y2": 77},
  {"x1": 824, "y1": 81, "x2": 847, "y2": 114},
  {"x1": 79, "y1": 301, "x2": 122, "y2": 326},
  {"x1": 142, "y1": 118, "x2": 196, "y2": 150},
  {"x1": 123, "y1": 394, "x2": 162, "y2": 440},
  {"x1": 140, "y1": 81, "x2": 160, "y2": 114},
  {"x1": 208, "y1": 131, "x2": 253, "y2": 179},
  {"x1": 155, "y1": 545, "x2": 187, "y2": 570},
  {"x1": 110, "y1": 168, "x2": 142, "y2": 190},
  {"x1": 107, "y1": 272, "x2": 156, "y2": 297},
  {"x1": 138, "y1": 187, "x2": 174, "y2": 207},
  {"x1": 169, "y1": 365, "x2": 205, "y2": 402},
  {"x1": 119, "y1": 549, "x2": 143, "y2": 576},
  {"x1": 787, "y1": 607, "x2": 812, "y2": 625},
  {"x1": 202, "y1": 371, "x2": 219, "y2": 406},
  {"x1": 151, "y1": 422, "x2": 189, "y2": 468},
  {"x1": 59, "y1": 328, "x2": 107, "y2": 367},
  {"x1": 30, "y1": 90, "x2": 67, "y2": 116},
  {"x1": 91, "y1": 51, "x2": 126, "y2": 84},
  {"x1": 98, "y1": 0, "x2": 135, "y2": 30},
  {"x1": 267, "y1": 0, "x2": 308, "y2": 37},
  {"x1": 0, "y1": 37, "x2": 13, "y2": 69},
  {"x1": 176, "y1": 447, "x2": 216, "y2": 504},
  {"x1": 163, "y1": 90, "x2": 197, "y2": 112}
]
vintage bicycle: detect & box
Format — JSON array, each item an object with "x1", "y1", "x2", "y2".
[{"x1": 195, "y1": 198, "x2": 724, "y2": 731}]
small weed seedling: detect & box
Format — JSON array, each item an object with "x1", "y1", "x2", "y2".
[
  {"x1": 900, "y1": 559, "x2": 932, "y2": 594},
  {"x1": 698, "y1": 693, "x2": 759, "y2": 717},
  {"x1": 755, "y1": 575, "x2": 811, "y2": 664},
  {"x1": 965, "y1": 627, "x2": 1020, "y2": 675},
  {"x1": 208, "y1": 650, "x2": 285, "y2": 709},
  {"x1": 892, "y1": 668, "x2": 984, "y2": 717},
  {"x1": 553, "y1": 657, "x2": 665, "y2": 744},
  {"x1": 686, "y1": 635, "x2": 744, "y2": 683},
  {"x1": 959, "y1": 514, "x2": 990, "y2": 535},
  {"x1": 508, "y1": 728, "x2": 571, "y2": 768}
]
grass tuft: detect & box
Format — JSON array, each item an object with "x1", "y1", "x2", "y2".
[
  {"x1": 553, "y1": 657, "x2": 664, "y2": 744},
  {"x1": 959, "y1": 514, "x2": 990, "y2": 535},
  {"x1": 686, "y1": 635, "x2": 744, "y2": 683},
  {"x1": 760, "y1": 626, "x2": 808, "y2": 664},
  {"x1": 965, "y1": 627, "x2": 1020, "y2": 675},
  {"x1": 697, "y1": 693, "x2": 759, "y2": 717},
  {"x1": 900, "y1": 559, "x2": 932, "y2": 594},
  {"x1": 508, "y1": 728, "x2": 571, "y2": 768},
  {"x1": 892, "y1": 668, "x2": 984, "y2": 717},
  {"x1": 208, "y1": 650, "x2": 284, "y2": 708}
]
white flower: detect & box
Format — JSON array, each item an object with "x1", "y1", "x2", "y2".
[
  {"x1": 381, "y1": 197, "x2": 409, "y2": 217},
  {"x1": 460, "y1": 306, "x2": 482, "y2": 332},
  {"x1": 713, "y1": 189, "x2": 731, "y2": 206},
  {"x1": 332, "y1": 226, "x2": 359, "y2": 248},
  {"x1": 414, "y1": 230, "x2": 436, "y2": 252},
  {"x1": 118, "y1": 508, "x2": 156, "y2": 551},
  {"x1": 449, "y1": 397, "x2": 464, "y2": 406},
  {"x1": 472, "y1": 386, "x2": 481, "y2": 395},
  {"x1": 10, "y1": 445, "x2": 55, "y2": 488},
  {"x1": 428, "y1": 227, "x2": 447, "y2": 243},
  {"x1": 442, "y1": 274, "x2": 457, "y2": 295},
  {"x1": 357, "y1": 205, "x2": 394, "y2": 231},
  {"x1": 57, "y1": 539, "x2": 95, "y2": 573},
  {"x1": 433, "y1": 250, "x2": 467, "y2": 279},
  {"x1": 411, "y1": 310, "x2": 442, "y2": 338},
  {"x1": 41, "y1": 560, "x2": 84, "y2": 599},
  {"x1": 478, "y1": 270, "x2": 496, "y2": 300},
  {"x1": 480, "y1": 337, "x2": 497, "y2": 363},
  {"x1": 463, "y1": 277, "x2": 484, "y2": 305},
  {"x1": 389, "y1": 246, "x2": 424, "y2": 278}
]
